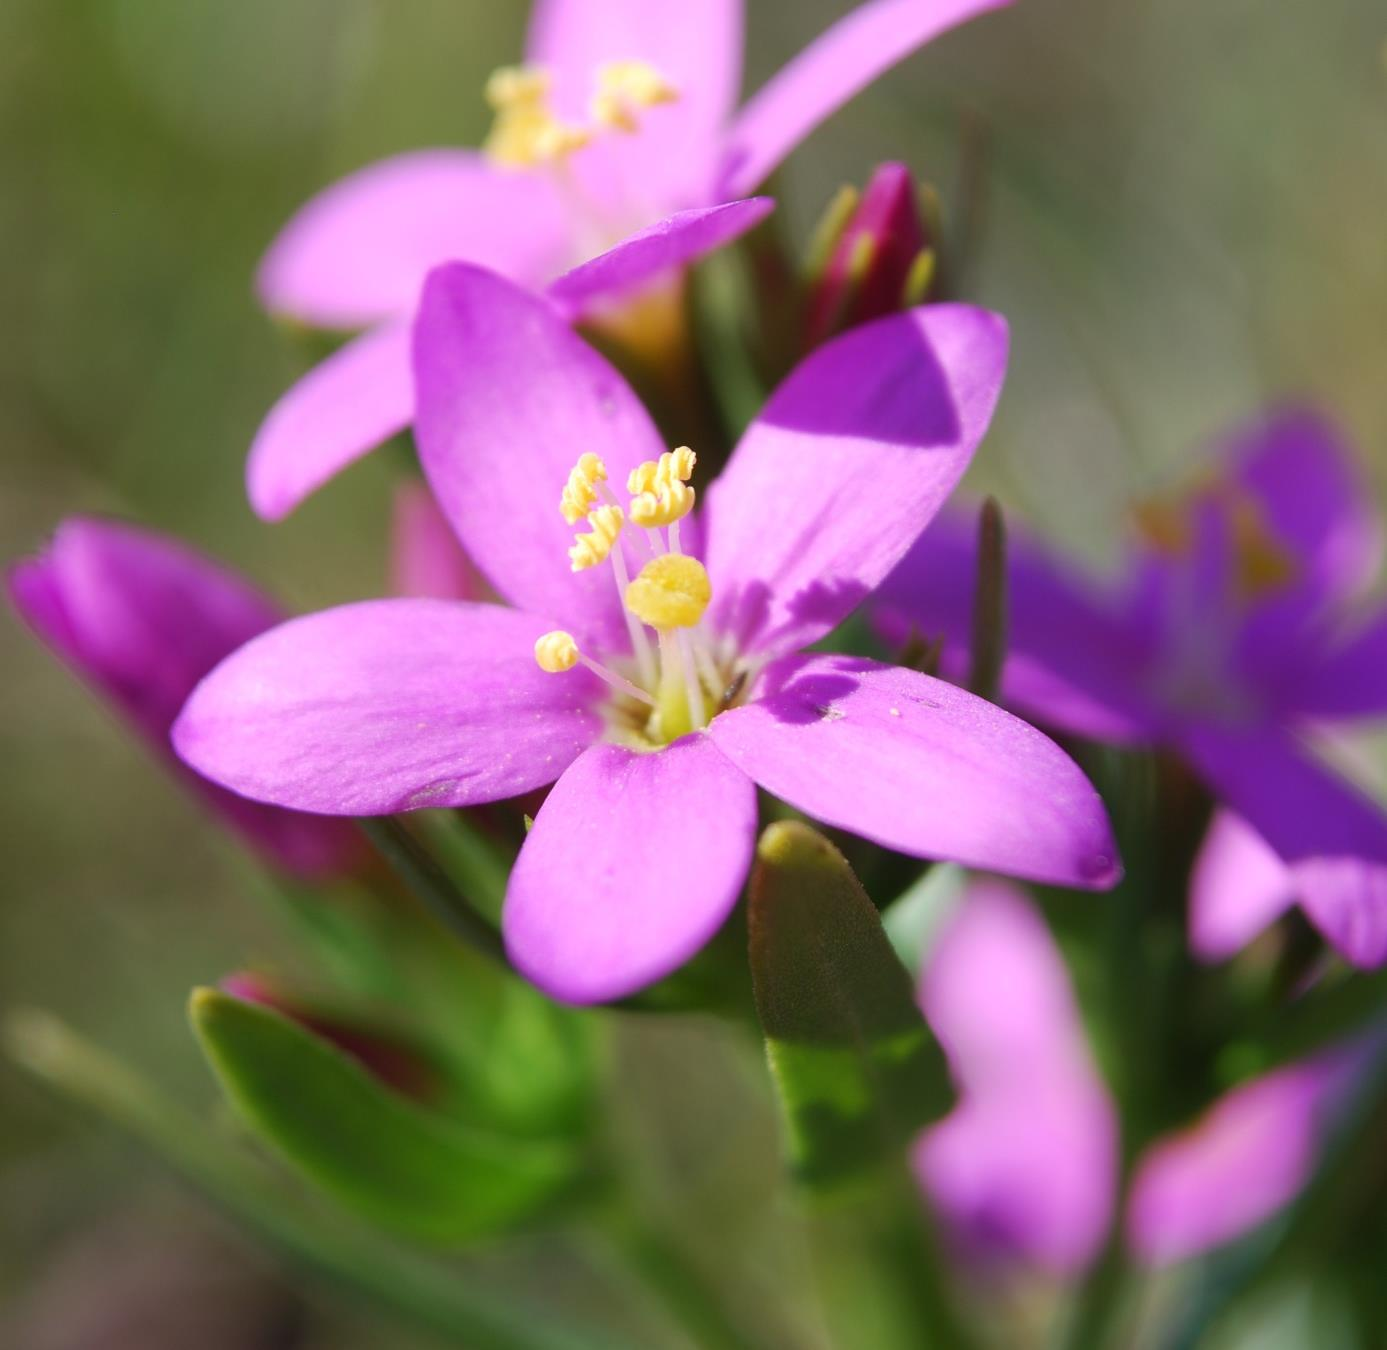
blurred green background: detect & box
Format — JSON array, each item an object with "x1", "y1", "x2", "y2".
[{"x1": 2, "y1": 1, "x2": 1384, "y2": 1345}]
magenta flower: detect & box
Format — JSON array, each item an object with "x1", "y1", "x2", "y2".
[
  {"x1": 389, "y1": 480, "x2": 490, "y2": 603},
  {"x1": 874, "y1": 410, "x2": 1387, "y2": 965},
  {"x1": 8, "y1": 518, "x2": 360, "y2": 879},
  {"x1": 249, "y1": 0, "x2": 1011, "y2": 522},
  {"x1": 916, "y1": 879, "x2": 1360, "y2": 1272},
  {"x1": 915, "y1": 880, "x2": 1118, "y2": 1276},
  {"x1": 175, "y1": 263, "x2": 1118, "y2": 1005}
]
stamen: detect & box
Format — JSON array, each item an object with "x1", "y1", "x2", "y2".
[
  {"x1": 534, "y1": 630, "x2": 655, "y2": 707},
  {"x1": 627, "y1": 446, "x2": 696, "y2": 528},
  {"x1": 560, "y1": 452, "x2": 607, "y2": 524},
  {"x1": 590, "y1": 60, "x2": 679, "y2": 133},
  {"x1": 484, "y1": 64, "x2": 592, "y2": 168},
  {"x1": 569, "y1": 504, "x2": 625, "y2": 572},
  {"x1": 625, "y1": 554, "x2": 711, "y2": 630}
]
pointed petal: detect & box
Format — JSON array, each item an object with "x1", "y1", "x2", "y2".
[
  {"x1": 719, "y1": 0, "x2": 1013, "y2": 198},
  {"x1": 916, "y1": 881, "x2": 1117, "y2": 1276},
  {"x1": 504, "y1": 735, "x2": 756, "y2": 1004},
  {"x1": 412, "y1": 264, "x2": 666, "y2": 651},
  {"x1": 874, "y1": 506, "x2": 1158, "y2": 744},
  {"x1": 9, "y1": 518, "x2": 359, "y2": 877},
  {"x1": 247, "y1": 321, "x2": 412, "y2": 522},
  {"x1": 258, "y1": 150, "x2": 570, "y2": 328},
  {"x1": 1128, "y1": 1054, "x2": 1358, "y2": 1265},
  {"x1": 708, "y1": 654, "x2": 1121, "y2": 889},
  {"x1": 705, "y1": 305, "x2": 1008, "y2": 659},
  {"x1": 1182, "y1": 725, "x2": 1387, "y2": 866},
  {"x1": 173, "y1": 600, "x2": 603, "y2": 815},
  {"x1": 527, "y1": 0, "x2": 743, "y2": 214},
  {"x1": 546, "y1": 198, "x2": 774, "y2": 318},
  {"x1": 1188, "y1": 811, "x2": 1296, "y2": 962}
]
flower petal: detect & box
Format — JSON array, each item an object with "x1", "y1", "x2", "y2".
[
  {"x1": 413, "y1": 264, "x2": 666, "y2": 651},
  {"x1": 708, "y1": 654, "x2": 1121, "y2": 889},
  {"x1": 705, "y1": 305, "x2": 1009, "y2": 659},
  {"x1": 1291, "y1": 603, "x2": 1387, "y2": 720},
  {"x1": 719, "y1": 0, "x2": 1013, "y2": 198},
  {"x1": 173, "y1": 600, "x2": 603, "y2": 815},
  {"x1": 915, "y1": 880, "x2": 1117, "y2": 1276},
  {"x1": 257, "y1": 150, "x2": 570, "y2": 328},
  {"x1": 504, "y1": 734, "x2": 756, "y2": 1004},
  {"x1": 1294, "y1": 857, "x2": 1387, "y2": 970},
  {"x1": 1128, "y1": 1054, "x2": 1358, "y2": 1265},
  {"x1": 527, "y1": 0, "x2": 743, "y2": 216},
  {"x1": 874, "y1": 506, "x2": 1158, "y2": 744},
  {"x1": 546, "y1": 198, "x2": 774, "y2": 318},
  {"x1": 247, "y1": 320, "x2": 412, "y2": 522},
  {"x1": 389, "y1": 481, "x2": 489, "y2": 602},
  {"x1": 9, "y1": 518, "x2": 359, "y2": 877},
  {"x1": 1188, "y1": 811, "x2": 1296, "y2": 962},
  {"x1": 1182, "y1": 725, "x2": 1387, "y2": 866}
]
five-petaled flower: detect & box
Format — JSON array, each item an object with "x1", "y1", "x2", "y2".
[
  {"x1": 247, "y1": 0, "x2": 1011, "y2": 522},
  {"x1": 174, "y1": 262, "x2": 1120, "y2": 1005},
  {"x1": 874, "y1": 411, "x2": 1387, "y2": 968}
]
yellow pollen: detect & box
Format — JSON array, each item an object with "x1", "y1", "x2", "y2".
[
  {"x1": 483, "y1": 63, "x2": 592, "y2": 167},
  {"x1": 560, "y1": 452, "x2": 608, "y2": 524},
  {"x1": 590, "y1": 60, "x2": 679, "y2": 133},
  {"x1": 624, "y1": 554, "x2": 711, "y2": 629},
  {"x1": 534, "y1": 630, "x2": 579, "y2": 673},
  {"x1": 569, "y1": 504, "x2": 625, "y2": 572},
  {"x1": 627, "y1": 446, "x2": 697, "y2": 527}
]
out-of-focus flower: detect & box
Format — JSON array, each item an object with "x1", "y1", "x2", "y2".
[
  {"x1": 248, "y1": 0, "x2": 1012, "y2": 522},
  {"x1": 174, "y1": 264, "x2": 1121, "y2": 1006},
  {"x1": 7, "y1": 518, "x2": 361, "y2": 880},
  {"x1": 916, "y1": 880, "x2": 1361, "y2": 1273},
  {"x1": 221, "y1": 972, "x2": 438, "y2": 1101},
  {"x1": 389, "y1": 480, "x2": 490, "y2": 602},
  {"x1": 805, "y1": 162, "x2": 935, "y2": 350},
  {"x1": 874, "y1": 411, "x2": 1387, "y2": 966}
]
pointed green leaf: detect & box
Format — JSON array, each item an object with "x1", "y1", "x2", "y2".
[
  {"x1": 748, "y1": 822, "x2": 954, "y2": 1190},
  {"x1": 190, "y1": 988, "x2": 574, "y2": 1243}
]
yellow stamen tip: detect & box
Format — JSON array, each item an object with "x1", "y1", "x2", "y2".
[
  {"x1": 591, "y1": 60, "x2": 679, "y2": 133},
  {"x1": 626, "y1": 447, "x2": 697, "y2": 527},
  {"x1": 483, "y1": 63, "x2": 590, "y2": 168},
  {"x1": 569, "y1": 504, "x2": 625, "y2": 571},
  {"x1": 624, "y1": 554, "x2": 711, "y2": 630},
  {"x1": 560, "y1": 452, "x2": 609, "y2": 523},
  {"x1": 535, "y1": 630, "x2": 580, "y2": 673}
]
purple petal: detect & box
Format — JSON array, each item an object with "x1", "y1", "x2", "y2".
[
  {"x1": 389, "y1": 481, "x2": 489, "y2": 602},
  {"x1": 1182, "y1": 724, "x2": 1387, "y2": 866},
  {"x1": 708, "y1": 654, "x2": 1121, "y2": 889},
  {"x1": 874, "y1": 506, "x2": 1158, "y2": 744},
  {"x1": 704, "y1": 305, "x2": 1008, "y2": 659},
  {"x1": 719, "y1": 0, "x2": 1013, "y2": 198},
  {"x1": 1188, "y1": 811, "x2": 1296, "y2": 962},
  {"x1": 504, "y1": 734, "x2": 756, "y2": 1004},
  {"x1": 413, "y1": 264, "x2": 666, "y2": 652},
  {"x1": 527, "y1": 0, "x2": 742, "y2": 217},
  {"x1": 1128, "y1": 1054, "x2": 1357, "y2": 1265},
  {"x1": 257, "y1": 150, "x2": 570, "y2": 328},
  {"x1": 1292, "y1": 604, "x2": 1387, "y2": 720},
  {"x1": 546, "y1": 198, "x2": 774, "y2": 318},
  {"x1": 1293, "y1": 857, "x2": 1387, "y2": 969},
  {"x1": 9, "y1": 518, "x2": 359, "y2": 877},
  {"x1": 173, "y1": 600, "x2": 603, "y2": 815},
  {"x1": 247, "y1": 320, "x2": 411, "y2": 522},
  {"x1": 915, "y1": 880, "x2": 1117, "y2": 1276}
]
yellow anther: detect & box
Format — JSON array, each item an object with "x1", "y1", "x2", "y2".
[
  {"x1": 624, "y1": 554, "x2": 711, "y2": 630},
  {"x1": 569, "y1": 504, "x2": 625, "y2": 572},
  {"x1": 560, "y1": 452, "x2": 608, "y2": 524},
  {"x1": 534, "y1": 630, "x2": 579, "y2": 673},
  {"x1": 626, "y1": 447, "x2": 697, "y2": 527},
  {"x1": 590, "y1": 60, "x2": 679, "y2": 133},
  {"x1": 483, "y1": 63, "x2": 592, "y2": 167}
]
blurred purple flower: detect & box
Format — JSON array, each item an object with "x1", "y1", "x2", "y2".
[
  {"x1": 8, "y1": 518, "x2": 361, "y2": 879},
  {"x1": 174, "y1": 264, "x2": 1121, "y2": 1005},
  {"x1": 916, "y1": 879, "x2": 1361, "y2": 1273},
  {"x1": 389, "y1": 480, "x2": 490, "y2": 602},
  {"x1": 248, "y1": 0, "x2": 1011, "y2": 522},
  {"x1": 875, "y1": 410, "x2": 1387, "y2": 965}
]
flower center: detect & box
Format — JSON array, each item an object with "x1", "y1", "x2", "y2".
[
  {"x1": 535, "y1": 446, "x2": 741, "y2": 747},
  {"x1": 483, "y1": 60, "x2": 678, "y2": 170}
]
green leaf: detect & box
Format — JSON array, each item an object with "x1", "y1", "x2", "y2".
[
  {"x1": 748, "y1": 821, "x2": 954, "y2": 1190},
  {"x1": 189, "y1": 988, "x2": 575, "y2": 1244}
]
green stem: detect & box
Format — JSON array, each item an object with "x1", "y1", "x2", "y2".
[
  {"x1": 4, "y1": 1009, "x2": 614, "y2": 1350},
  {"x1": 358, "y1": 816, "x2": 508, "y2": 966}
]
